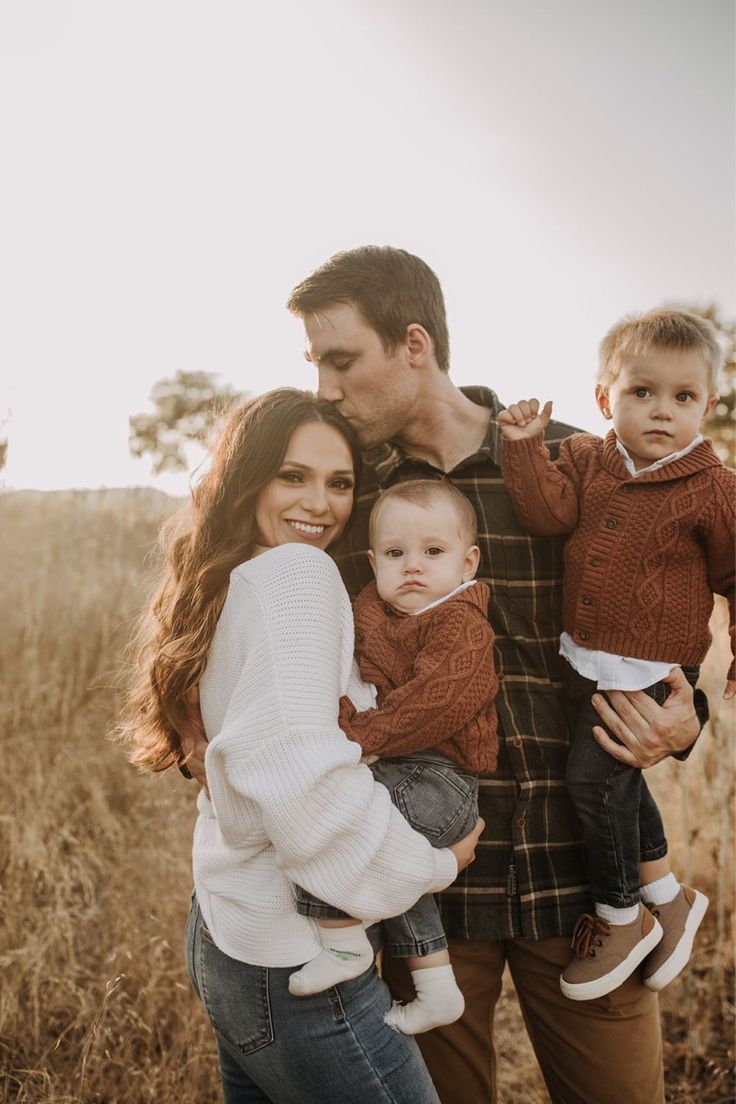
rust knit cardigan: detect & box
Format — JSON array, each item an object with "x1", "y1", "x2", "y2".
[
  {"x1": 338, "y1": 580, "x2": 499, "y2": 772},
  {"x1": 501, "y1": 430, "x2": 735, "y2": 681}
]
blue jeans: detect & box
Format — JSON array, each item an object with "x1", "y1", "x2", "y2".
[
  {"x1": 296, "y1": 752, "x2": 479, "y2": 957},
  {"x1": 185, "y1": 895, "x2": 441, "y2": 1104},
  {"x1": 563, "y1": 661, "x2": 699, "y2": 908}
]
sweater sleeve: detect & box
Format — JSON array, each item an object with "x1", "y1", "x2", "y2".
[
  {"x1": 339, "y1": 601, "x2": 498, "y2": 758},
  {"x1": 501, "y1": 432, "x2": 585, "y2": 535},
  {"x1": 206, "y1": 548, "x2": 457, "y2": 924},
  {"x1": 703, "y1": 472, "x2": 736, "y2": 682}
]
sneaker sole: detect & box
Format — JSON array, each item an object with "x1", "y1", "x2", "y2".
[
  {"x1": 560, "y1": 916, "x2": 663, "y2": 1002},
  {"x1": 643, "y1": 890, "x2": 709, "y2": 992}
]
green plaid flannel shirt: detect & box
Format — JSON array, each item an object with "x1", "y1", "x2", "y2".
[{"x1": 334, "y1": 386, "x2": 593, "y2": 942}]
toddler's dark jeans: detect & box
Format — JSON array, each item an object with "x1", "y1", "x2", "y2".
[{"x1": 563, "y1": 661, "x2": 700, "y2": 909}]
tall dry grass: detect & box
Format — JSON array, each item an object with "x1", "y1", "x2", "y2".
[{"x1": 0, "y1": 489, "x2": 733, "y2": 1103}]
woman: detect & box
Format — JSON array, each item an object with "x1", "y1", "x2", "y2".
[{"x1": 123, "y1": 389, "x2": 481, "y2": 1103}]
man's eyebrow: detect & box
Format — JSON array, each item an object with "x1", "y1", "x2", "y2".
[{"x1": 304, "y1": 346, "x2": 353, "y2": 366}]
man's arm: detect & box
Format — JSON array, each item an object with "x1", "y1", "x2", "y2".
[{"x1": 591, "y1": 666, "x2": 703, "y2": 767}]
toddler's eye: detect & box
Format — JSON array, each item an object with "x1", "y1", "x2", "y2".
[
  {"x1": 633, "y1": 387, "x2": 650, "y2": 399},
  {"x1": 386, "y1": 548, "x2": 403, "y2": 558},
  {"x1": 675, "y1": 392, "x2": 693, "y2": 403},
  {"x1": 426, "y1": 547, "x2": 444, "y2": 556}
]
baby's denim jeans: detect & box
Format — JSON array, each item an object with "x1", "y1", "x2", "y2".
[{"x1": 296, "y1": 750, "x2": 479, "y2": 957}]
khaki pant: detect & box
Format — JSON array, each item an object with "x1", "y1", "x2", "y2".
[{"x1": 381, "y1": 936, "x2": 664, "y2": 1104}]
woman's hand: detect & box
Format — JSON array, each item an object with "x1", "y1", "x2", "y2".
[
  {"x1": 448, "y1": 817, "x2": 485, "y2": 872},
  {"x1": 179, "y1": 686, "x2": 210, "y2": 794}
]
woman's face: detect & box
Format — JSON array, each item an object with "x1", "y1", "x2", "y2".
[{"x1": 254, "y1": 420, "x2": 355, "y2": 553}]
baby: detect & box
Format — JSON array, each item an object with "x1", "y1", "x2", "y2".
[
  {"x1": 289, "y1": 478, "x2": 499, "y2": 1035},
  {"x1": 499, "y1": 308, "x2": 735, "y2": 1001}
]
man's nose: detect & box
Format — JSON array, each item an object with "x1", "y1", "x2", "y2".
[{"x1": 317, "y1": 367, "x2": 343, "y2": 403}]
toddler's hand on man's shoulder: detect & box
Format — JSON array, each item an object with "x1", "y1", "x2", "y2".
[{"x1": 498, "y1": 398, "x2": 553, "y2": 441}]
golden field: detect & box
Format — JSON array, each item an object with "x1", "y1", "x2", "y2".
[{"x1": 0, "y1": 488, "x2": 733, "y2": 1103}]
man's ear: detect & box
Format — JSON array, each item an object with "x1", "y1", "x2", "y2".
[
  {"x1": 595, "y1": 385, "x2": 613, "y2": 420},
  {"x1": 463, "y1": 545, "x2": 481, "y2": 581},
  {"x1": 367, "y1": 549, "x2": 377, "y2": 576},
  {"x1": 406, "y1": 323, "x2": 432, "y2": 366}
]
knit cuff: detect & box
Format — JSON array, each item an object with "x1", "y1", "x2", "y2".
[{"x1": 429, "y1": 847, "x2": 460, "y2": 894}]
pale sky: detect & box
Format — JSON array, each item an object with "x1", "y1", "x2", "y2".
[{"x1": 1, "y1": 0, "x2": 733, "y2": 496}]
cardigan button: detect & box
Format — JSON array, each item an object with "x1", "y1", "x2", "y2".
[
  {"x1": 582, "y1": 596, "x2": 592, "y2": 605},
  {"x1": 590, "y1": 556, "x2": 601, "y2": 566},
  {"x1": 579, "y1": 631, "x2": 589, "y2": 641},
  {"x1": 606, "y1": 519, "x2": 617, "y2": 529}
]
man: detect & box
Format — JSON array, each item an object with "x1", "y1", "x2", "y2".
[{"x1": 283, "y1": 246, "x2": 705, "y2": 1104}]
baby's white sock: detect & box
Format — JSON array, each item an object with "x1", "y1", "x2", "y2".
[
  {"x1": 383, "y1": 965, "x2": 465, "y2": 1035},
  {"x1": 288, "y1": 924, "x2": 373, "y2": 996}
]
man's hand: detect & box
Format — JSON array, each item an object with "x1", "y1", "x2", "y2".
[
  {"x1": 498, "y1": 398, "x2": 553, "y2": 441},
  {"x1": 591, "y1": 667, "x2": 700, "y2": 768},
  {"x1": 179, "y1": 685, "x2": 210, "y2": 792},
  {"x1": 448, "y1": 817, "x2": 485, "y2": 873}
]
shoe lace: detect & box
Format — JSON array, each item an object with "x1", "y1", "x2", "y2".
[{"x1": 571, "y1": 913, "x2": 611, "y2": 959}]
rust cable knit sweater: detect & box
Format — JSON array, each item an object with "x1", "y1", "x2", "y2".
[
  {"x1": 501, "y1": 430, "x2": 736, "y2": 681},
  {"x1": 338, "y1": 580, "x2": 499, "y2": 772}
]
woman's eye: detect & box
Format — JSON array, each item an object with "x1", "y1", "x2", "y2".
[
  {"x1": 331, "y1": 479, "x2": 354, "y2": 491},
  {"x1": 278, "y1": 470, "x2": 303, "y2": 482}
]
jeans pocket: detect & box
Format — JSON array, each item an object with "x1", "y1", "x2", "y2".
[
  {"x1": 198, "y1": 924, "x2": 274, "y2": 1055},
  {"x1": 394, "y1": 765, "x2": 478, "y2": 845}
]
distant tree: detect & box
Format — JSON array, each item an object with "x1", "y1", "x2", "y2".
[
  {"x1": 129, "y1": 371, "x2": 246, "y2": 474},
  {"x1": 696, "y1": 306, "x2": 735, "y2": 468},
  {"x1": 0, "y1": 438, "x2": 6, "y2": 473}
]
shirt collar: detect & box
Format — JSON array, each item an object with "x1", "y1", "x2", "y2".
[
  {"x1": 368, "y1": 386, "x2": 503, "y2": 486},
  {"x1": 615, "y1": 434, "x2": 704, "y2": 478}
]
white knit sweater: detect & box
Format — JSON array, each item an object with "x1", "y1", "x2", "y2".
[{"x1": 194, "y1": 543, "x2": 458, "y2": 967}]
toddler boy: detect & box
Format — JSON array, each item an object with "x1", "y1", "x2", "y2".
[
  {"x1": 499, "y1": 308, "x2": 735, "y2": 1000},
  {"x1": 289, "y1": 478, "x2": 499, "y2": 1034}
]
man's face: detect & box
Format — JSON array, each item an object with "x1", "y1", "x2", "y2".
[{"x1": 303, "y1": 302, "x2": 419, "y2": 449}]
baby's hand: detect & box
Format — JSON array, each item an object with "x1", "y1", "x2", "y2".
[
  {"x1": 724, "y1": 679, "x2": 735, "y2": 701},
  {"x1": 498, "y1": 399, "x2": 553, "y2": 440}
]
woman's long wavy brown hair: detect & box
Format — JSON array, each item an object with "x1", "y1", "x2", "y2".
[{"x1": 120, "y1": 388, "x2": 363, "y2": 772}]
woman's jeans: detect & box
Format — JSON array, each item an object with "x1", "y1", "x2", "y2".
[
  {"x1": 295, "y1": 751, "x2": 479, "y2": 957},
  {"x1": 563, "y1": 662, "x2": 700, "y2": 909},
  {"x1": 185, "y1": 895, "x2": 441, "y2": 1104}
]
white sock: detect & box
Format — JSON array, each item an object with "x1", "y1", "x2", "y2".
[
  {"x1": 595, "y1": 902, "x2": 640, "y2": 925},
  {"x1": 640, "y1": 873, "x2": 680, "y2": 905},
  {"x1": 288, "y1": 924, "x2": 373, "y2": 996},
  {"x1": 383, "y1": 964, "x2": 465, "y2": 1036}
]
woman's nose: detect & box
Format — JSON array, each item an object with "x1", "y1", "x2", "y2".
[{"x1": 302, "y1": 483, "x2": 330, "y2": 515}]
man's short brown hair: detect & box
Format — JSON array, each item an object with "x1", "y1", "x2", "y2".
[
  {"x1": 598, "y1": 308, "x2": 722, "y2": 394},
  {"x1": 287, "y1": 246, "x2": 451, "y2": 372},
  {"x1": 368, "y1": 479, "x2": 478, "y2": 548}
]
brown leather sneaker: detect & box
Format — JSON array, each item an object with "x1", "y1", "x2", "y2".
[
  {"x1": 642, "y1": 885, "x2": 709, "y2": 991},
  {"x1": 560, "y1": 904, "x2": 662, "y2": 1001}
]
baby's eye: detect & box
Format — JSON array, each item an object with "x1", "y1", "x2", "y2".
[
  {"x1": 675, "y1": 392, "x2": 693, "y2": 403},
  {"x1": 386, "y1": 548, "x2": 403, "y2": 558},
  {"x1": 426, "y1": 547, "x2": 444, "y2": 556},
  {"x1": 633, "y1": 387, "x2": 650, "y2": 399}
]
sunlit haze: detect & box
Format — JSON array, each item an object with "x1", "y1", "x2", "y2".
[{"x1": 2, "y1": 0, "x2": 733, "y2": 496}]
